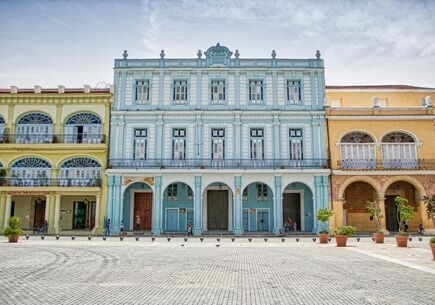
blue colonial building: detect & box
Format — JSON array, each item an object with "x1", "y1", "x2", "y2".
[{"x1": 106, "y1": 44, "x2": 329, "y2": 235}]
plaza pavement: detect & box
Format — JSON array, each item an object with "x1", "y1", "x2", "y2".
[{"x1": 0, "y1": 236, "x2": 434, "y2": 305}]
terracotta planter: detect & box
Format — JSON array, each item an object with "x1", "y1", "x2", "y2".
[
  {"x1": 430, "y1": 243, "x2": 435, "y2": 260},
  {"x1": 319, "y1": 233, "x2": 329, "y2": 244},
  {"x1": 335, "y1": 234, "x2": 348, "y2": 247},
  {"x1": 8, "y1": 235, "x2": 19, "y2": 243},
  {"x1": 373, "y1": 233, "x2": 384, "y2": 244},
  {"x1": 395, "y1": 235, "x2": 408, "y2": 247}
]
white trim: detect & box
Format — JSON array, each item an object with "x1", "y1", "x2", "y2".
[
  {"x1": 282, "y1": 189, "x2": 305, "y2": 231},
  {"x1": 129, "y1": 189, "x2": 153, "y2": 231},
  {"x1": 333, "y1": 170, "x2": 435, "y2": 175},
  {"x1": 326, "y1": 88, "x2": 435, "y2": 93},
  {"x1": 107, "y1": 169, "x2": 331, "y2": 175},
  {"x1": 326, "y1": 115, "x2": 435, "y2": 120},
  {"x1": 338, "y1": 130, "x2": 377, "y2": 143},
  {"x1": 379, "y1": 129, "x2": 419, "y2": 144}
]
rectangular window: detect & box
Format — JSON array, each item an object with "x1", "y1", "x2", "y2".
[
  {"x1": 211, "y1": 128, "x2": 225, "y2": 159},
  {"x1": 256, "y1": 183, "x2": 268, "y2": 201},
  {"x1": 250, "y1": 128, "x2": 264, "y2": 159},
  {"x1": 173, "y1": 80, "x2": 188, "y2": 103},
  {"x1": 172, "y1": 128, "x2": 186, "y2": 159},
  {"x1": 167, "y1": 184, "x2": 178, "y2": 201},
  {"x1": 289, "y1": 128, "x2": 303, "y2": 160},
  {"x1": 211, "y1": 80, "x2": 226, "y2": 103},
  {"x1": 133, "y1": 129, "x2": 147, "y2": 160},
  {"x1": 136, "y1": 80, "x2": 150, "y2": 103},
  {"x1": 287, "y1": 81, "x2": 301, "y2": 103},
  {"x1": 249, "y1": 80, "x2": 263, "y2": 103}
]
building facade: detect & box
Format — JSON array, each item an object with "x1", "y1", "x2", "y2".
[
  {"x1": 326, "y1": 85, "x2": 435, "y2": 234},
  {"x1": 107, "y1": 44, "x2": 329, "y2": 235},
  {"x1": 0, "y1": 86, "x2": 111, "y2": 235}
]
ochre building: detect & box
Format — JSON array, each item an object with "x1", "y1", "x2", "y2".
[
  {"x1": 0, "y1": 86, "x2": 111, "y2": 235},
  {"x1": 326, "y1": 85, "x2": 435, "y2": 234}
]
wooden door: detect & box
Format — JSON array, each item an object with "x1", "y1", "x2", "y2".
[
  {"x1": 207, "y1": 190, "x2": 228, "y2": 230},
  {"x1": 134, "y1": 193, "x2": 153, "y2": 230},
  {"x1": 283, "y1": 193, "x2": 301, "y2": 230},
  {"x1": 33, "y1": 200, "x2": 46, "y2": 229},
  {"x1": 385, "y1": 195, "x2": 399, "y2": 231}
]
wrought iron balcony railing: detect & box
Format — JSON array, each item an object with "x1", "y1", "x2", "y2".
[
  {"x1": 0, "y1": 177, "x2": 102, "y2": 187},
  {"x1": 337, "y1": 159, "x2": 435, "y2": 170},
  {"x1": 108, "y1": 158, "x2": 329, "y2": 169},
  {"x1": 0, "y1": 134, "x2": 106, "y2": 144}
]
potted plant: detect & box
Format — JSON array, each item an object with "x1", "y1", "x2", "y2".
[
  {"x1": 334, "y1": 225, "x2": 357, "y2": 247},
  {"x1": 430, "y1": 237, "x2": 435, "y2": 260},
  {"x1": 4, "y1": 216, "x2": 23, "y2": 243},
  {"x1": 366, "y1": 199, "x2": 384, "y2": 243},
  {"x1": 395, "y1": 196, "x2": 415, "y2": 247},
  {"x1": 316, "y1": 207, "x2": 334, "y2": 243},
  {"x1": 423, "y1": 195, "x2": 435, "y2": 229}
]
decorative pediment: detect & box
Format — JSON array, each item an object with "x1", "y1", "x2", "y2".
[{"x1": 204, "y1": 43, "x2": 233, "y2": 66}]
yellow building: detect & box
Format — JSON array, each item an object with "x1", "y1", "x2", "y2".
[
  {"x1": 0, "y1": 85, "x2": 111, "y2": 235},
  {"x1": 326, "y1": 85, "x2": 435, "y2": 234}
]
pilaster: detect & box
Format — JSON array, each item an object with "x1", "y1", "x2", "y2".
[
  {"x1": 233, "y1": 176, "x2": 243, "y2": 235},
  {"x1": 112, "y1": 175, "x2": 122, "y2": 233},
  {"x1": 0, "y1": 193, "x2": 6, "y2": 230},
  {"x1": 152, "y1": 175, "x2": 162, "y2": 235},
  {"x1": 3, "y1": 194, "x2": 11, "y2": 228},
  {"x1": 273, "y1": 176, "x2": 282, "y2": 234},
  {"x1": 54, "y1": 194, "x2": 61, "y2": 234},
  {"x1": 107, "y1": 175, "x2": 115, "y2": 224},
  {"x1": 333, "y1": 198, "x2": 344, "y2": 229},
  {"x1": 377, "y1": 197, "x2": 388, "y2": 234},
  {"x1": 193, "y1": 175, "x2": 202, "y2": 235}
]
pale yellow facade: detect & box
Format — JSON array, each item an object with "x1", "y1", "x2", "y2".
[
  {"x1": 326, "y1": 86, "x2": 435, "y2": 234},
  {"x1": 0, "y1": 86, "x2": 112, "y2": 235}
]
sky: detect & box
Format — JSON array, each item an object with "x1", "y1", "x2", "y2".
[{"x1": 1, "y1": 0, "x2": 435, "y2": 88}]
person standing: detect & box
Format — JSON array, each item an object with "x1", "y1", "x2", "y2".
[
  {"x1": 187, "y1": 222, "x2": 193, "y2": 237},
  {"x1": 120, "y1": 220, "x2": 125, "y2": 236},
  {"x1": 104, "y1": 218, "x2": 111, "y2": 236},
  {"x1": 135, "y1": 215, "x2": 141, "y2": 231}
]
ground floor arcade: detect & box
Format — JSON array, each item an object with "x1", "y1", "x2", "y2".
[
  {"x1": 330, "y1": 173, "x2": 435, "y2": 234},
  {"x1": 105, "y1": 171, "x2": 330, "y2": 235},
  {"x1": 0, "y1": 187, "x2": 105, "y2": 234}
]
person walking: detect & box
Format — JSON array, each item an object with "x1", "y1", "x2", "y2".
[
  {"x1": 135, "y1": 215, "x2": 141, "y2": 231},
  {"x1": 187, "y1": 222, "x2": 193, "y2": 237},
  {"x1": 120, "y1": 220, "x2": 125, "y2": 237},
  {"x1": 104, "y1": 218, "x2": 111, "y2": 236}
]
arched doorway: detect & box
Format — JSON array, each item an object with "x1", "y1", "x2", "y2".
[
  {"x1": 203, "y1": 182, "x2": 233, "y2": 232},
  {"x1": 242, "y1": 182, "x2": 274, "y2": 232},
  {"x1": 162, "y1": 182, "x2": 194, "y2": 232},
  {"x1": 282, "y1": 182, "x2": 313, "y2": 232},
  {"x1": 123, "y1": 182, "x2": 153, "y2": 231},
  {"x1": 384, "y1": 181, "x2": 421, "y2": 232},
  {"x1": 343, "y1": 181, "x2": 378, "y2": 231}
]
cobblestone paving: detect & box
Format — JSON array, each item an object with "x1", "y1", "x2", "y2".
[{"x1": 0, "y1": 237, "x2": 434, "y2": 305}]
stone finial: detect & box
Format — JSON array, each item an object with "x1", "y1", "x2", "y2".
[
  {"x1": 122, "y1": 50, "x2": 128, "y2": 59},
  {"x1": 160, "y1": 50, "x2": 165, "y2": 59},
  {"x1": 34, "y1": 85, "x2": 42, "y2": 94},
  {"x1": 235, "y1": 50, "x2": 240, "y2": 59},
  {"x1": 425, "y1": 96, "x2": 433, "y2": 107},
  {"x1": 315, "y1": 50, "x2": 321, "y2": 59},
  {"x1": 197, "y1": 50, "x2": 202, "y2": 59},
  {"x1": 58, "y1": 85, "x2": 65, "y2": 94},
  {"x1": 84, "y1": 85, "x2": 91, "y2": 94},
  {"x1": 271, "y1": 50, "x2": 276, "y2": 59},
  {"x1": 10, "y1": 85, "x2": 18, "y2": 94}
]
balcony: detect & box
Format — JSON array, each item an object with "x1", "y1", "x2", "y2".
[
  {"x1": 0, "y1": 177, "x2": 102, "y2": 187},
  {"x1": 337, "y1": 159, "x2": 435, "y2": 170},
  {"x1": 108, "y1": 158, "x2": 329, "y2": 169},
  {"x1": 0, "y1": 134, "x2": 106, "y2": 144}
]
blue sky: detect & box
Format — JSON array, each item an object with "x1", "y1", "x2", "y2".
[{"x1": 1, "y1": 0, "x2": 435, "y2": 88}]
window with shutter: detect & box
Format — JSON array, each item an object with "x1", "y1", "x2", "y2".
[
  {"x1": 289, "y1": 129, "x2": 303, "y2": 160},
  {"x1": 172, "y1": 128, "x2": 186, "y2": 159},
  {"x1": 250, "y1": 128, "x2": 264, "y2": 159}
]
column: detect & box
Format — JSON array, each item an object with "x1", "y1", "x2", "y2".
[
  {"x1": 106, "y1": 176, "x2": 114, "y2": 224},
  {"x1": 94, "y1": 195, "x2": 101, "y2": 231},
  {"x1": 272, "y1": 116, "x2": 281, "y2": 159},
  {"x1": 112, "y1": 175, "x2": 122, "y2": 233},
  {"x1": 233, "y1": 176, "x2": 243, "y2": 235},
  {"x1": 152, "y1": 175, "x2": 162, "y2": 236},
  {"x1": 3, "y1": 195, "x2": 12, "y2": 228},
  {"x1": 193, "y1": 175, "x2": 202, "y2": 235},
  {"x1": 378, "y1": 197, "x2": 388, "y2": 233},
  {"x1": 314, "y1": 176, "x2": 322, "y2": 233},
  {"x1": 419, "y1": 200, "x2": 434, "y2": 233},
  {"x1": 321, "y1": 176, "x2": 330, "y2": 232},
  {"x1": 45, "y1": 194, "x2": 51, "y2": 222},
  {"x1": 54, "y1": 195, "x2": 61, "y2": 234},
  {"x1": 156, "y1": 118, "x2": 164, "y2": 159},
  {"x1": 0, "y1": 194, "x2": 5, "y2": 230},
  {"x1": 273, "y1": 176, "x2": 282, "y2": 234},
  {"x1": 333, "y1": 198, "x2": 344, "y2": 228}
]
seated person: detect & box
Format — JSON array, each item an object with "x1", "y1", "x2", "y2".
[{"x1": 38, "y1": 220, "x2": 48, "y2": 234}]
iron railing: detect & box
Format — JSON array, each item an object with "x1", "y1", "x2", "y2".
[
  {"x1": 108, "y1": 158, "x2": 329, "y2": 169},
  {"x1": 337, "y1": 159, "x2": 435, "y2": 170},
  {"x1": 0, "y1": 177, "x2": 102, "y2": 187},
  {"x1": 0, "y1": 134, "x2": 106, "y2": 144}
]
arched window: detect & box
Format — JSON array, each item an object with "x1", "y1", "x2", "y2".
[
  {"x1": 15, "y1": 112, "x2": 53, "y2": 144},
  {"x1": 339, "y1": 132, "x2": 376, "y2": 168},
  {"x1": 381, "y1": 132, "x2": 417, "y2": 168},
  {"x1": 59, "y1": 157, "x2": 102, "y2": 186},
  {"x1": 64, "y1": 112, "x2": 102, "y2": 143},
  {"x1": 10, "y1": 157, "x2": 51, "y2": 186}
]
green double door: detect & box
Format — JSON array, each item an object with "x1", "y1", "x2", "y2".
[{"x1": 207, "y1": 190, "x2": 228, "y2": 230}]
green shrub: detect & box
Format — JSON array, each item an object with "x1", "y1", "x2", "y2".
[
  {"x1": 395, "y1": 196, "x2": 415, "y2": 236},
  {"x1": 366, "y1": 199, "x2": 383, "y2": 234},
  {"x1": 334, "y1": 225, "x2": 357, "y2": 236},
  {"x1": 3, "y1": 216, "x2": 23, "y2": 237},
  {"x1": 423, "y1": 195, "x2": 435, "y2": 227},
  {"x1": 430, "y1": 237, "x2": 435, "y2": 244},
  {"x1": 316, "y1": 208, "x2": 334, "y2": 234}
]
